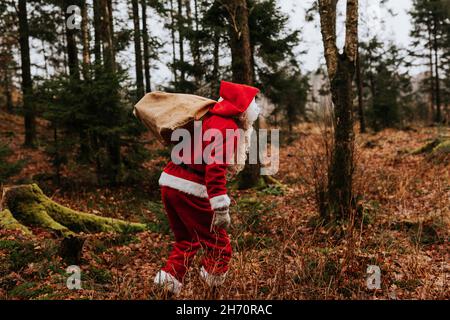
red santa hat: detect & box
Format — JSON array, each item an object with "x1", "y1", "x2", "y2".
[{"x1": 210, "y1": 81, "x2": 260, "y2": 117}]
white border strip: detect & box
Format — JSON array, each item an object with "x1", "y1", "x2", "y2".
[
  {"x1": 159, "y1": 172, "x2": 208, "y2": 198},
  {"x1": 210, "y1": 194, "x2": 231, "y2": 210}
]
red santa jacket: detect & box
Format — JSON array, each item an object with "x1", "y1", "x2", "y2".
[
  {"x1": 159, "y1": 113, "x2": 239, "y2": 210},
  {"x1": 159, "y1": 81, "x2": 259, "y2": 210}
]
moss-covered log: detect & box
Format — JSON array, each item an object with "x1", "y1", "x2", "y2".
[
  {"x1": 0, "y1": 208, "x2": 32, "y2": 235},
  {"x1": 0, "y1": 184, "x2": 147, "y2": 237},
  {"x1": 411, "y1": 138, "x2": 450, "y2": 164},
  {"x1": 412, "y1": 138, "x2": 450, "y2": 155},
  {"x1": 432, "y1": 140, "x2": 450, "y2": 156}
]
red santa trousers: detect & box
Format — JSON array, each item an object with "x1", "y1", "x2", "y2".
[{"x1": 160, "y1": 186, "x2": 232, "y2": 282}]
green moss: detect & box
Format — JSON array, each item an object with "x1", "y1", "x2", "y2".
[
  {"x1": 412, "y1": 138, "x2": 450, "y2": 156},
  {"x1": 145, "y1": 201, "x2": 170, "y2": 234},
  {"x1": 432, "y1": 140, "x2": 450, "y2": 155},
  {"x1": 9, "y1": 242, "x2": 37, "y2": 271},
  {"x1": 0, "y1": 209, "x2": 32, "y2": 235},
  {"x1": 3, "y1": 184, "x2": 147, "y2": 236},
  {"x1": 411, "y1": 138, "x2": 442, "y2": 155},
  {"x1": 394, "y1": 279, "x2": 422, "y2": 290},
  {"x1": 0, "y1": 239, "x2": 21, "y2": 250},
  {"x1": 87, "y1": 267, "x2": 112, "y2": 284},
  {"x1": 8, "y1": 282, "x2": 54, "y2": 299}
]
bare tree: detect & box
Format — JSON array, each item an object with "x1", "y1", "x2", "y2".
[
  {"x1": 185, "y1": 0, "x2": 201, "y2": 86},
  {"x1": 81, "y1": 0, "x2": 91, "y2": 78},
  {"x1": 63, "y1": 0, "x2": 80, "y2": 79},
  {"x1": 141, "y1": 0, "x2": 151, "y2": 92},
  {"x1": 356, "y1": 48, "x2": 366, "y2": 133},
  {"x1": 99, "y1": 0, "x2": 115, "y2": 72},
  {"x1": 169, "y1": 0, "x2": 178, "y2": 85},
  {"x1": 177, "y1": 0, "x2": 186, "y2": 87},
  {"x1": 132, "y1": 0, "x2": 144, "y2": 100},
  {"x1": 222, "y1": 0, "x2": 253, "y2": 85},
  {"x1": 318, "y1": 0, "x2": 358, "y2": 220},
  {"x1": 18, "y1": 0, "x2": 37, "y2": 147},
  {"x1": 221, "y1": 0, "x2": 260, "y2": 189},
  {"x1": 93, "y1": 0, "x2": 102, "y2": 64}
]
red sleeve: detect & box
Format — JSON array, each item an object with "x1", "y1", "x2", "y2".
[{"x1": 203, "y1": 116, "x2": 239, "y2": 210}]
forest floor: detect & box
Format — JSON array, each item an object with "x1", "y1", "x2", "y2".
[{"x1": 0, "y1": 110, "x2": 449, "y2": 300}]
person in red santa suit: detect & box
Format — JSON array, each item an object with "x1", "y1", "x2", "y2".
[{"x1": 154, "y1": 81, "x2": 261, "y2": 295}]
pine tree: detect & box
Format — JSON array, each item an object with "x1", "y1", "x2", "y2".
[
  {"x1": 0, "y1": 2, "x2": 18, "y2": 113},
  {"x1": 359, "y1": 38, "x2": 413, "y2": 131},
  {"x1": 248, "y1": 0, "x2": 307, "y2": 135},
  {"x1": 410, "y1": 0, "x2": 450, "y2": 123},
  {"x1": 0, "y1": 143, "x2": 25, "y2": 184}
]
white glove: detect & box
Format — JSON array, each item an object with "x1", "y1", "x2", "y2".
[{"x1": 212, "y1": 206, "x2": 231, "y2": 229}]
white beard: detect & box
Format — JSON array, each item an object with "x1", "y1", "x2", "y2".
[
  {"x1": 230, "y1": 126, "x2": 253, "y2": 176},
  {"x1": 227, "y1": 99, "x2": 260, "y2": 178}
]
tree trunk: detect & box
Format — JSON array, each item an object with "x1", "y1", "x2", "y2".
[
  {"x1": 427, "y1": 21, "x2": 436, "y2": 123},
  {"x1": 319, "y1": 0, "x2": 358, "y2": 221},
  {"x1": 93, "y1": 0, "x2": 102, "y2": 64},
  {"x1": 99, "y1": 0, "x2": 121, "y2": 184},
  {"x1": 107, "y1": 0, "x2": 115, "y2": 54},
  {"x1": 99, "y1": 0, "x2": 115, "y2": 72},
  {"x1": 177, "y1": 0, "x2": 186, "y2": 88},
  {"x1": 81, "y1": 0, "x2": 91, "y2": 78},
  {"x1": 169, "y1": 0, "x2": 178, "y2": 85},
  {"x1": 141, "y1": 0, "x2": 151, "y2": 92},
  {"x1": 327, "y1": 55, "x2": 356, "y2": 221},
  {"x1": 432, "y1": 15, "x2": 442, "y2": 123},
  {"x1": 78, "y1": 0, "x2": 92, "y2": 163},
  {"x1": 18, "y1": 0, "x2": 37, "y2": 148},
  {"x1": 132, "y1": 0, "x2": 144, "y2": 100},
  {"x1": 4, "y1": 66, "x2": 13, "y2": 113},
  {"x1": 193, "y1": 0, "x2": 201, "y2": 84},
  {"x1": 356, "y1": 48, "x2": 366, "y2": 133},
  {"x1": 211, "y1": 28, "x2": 220, "y2": 97},
  {"x1": 226, "y1": 0, "x2": 253, "y2": 85},
  {"x1": 225, "y1": 0, "x2": 261, "y2": 189},
  {"x1": 185, "y1": 0, "x2": 201, "y2": 86}
]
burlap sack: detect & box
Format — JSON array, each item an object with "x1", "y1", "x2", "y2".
[{"x1": 134, "y1": 91, "x2": 216, "y2": 144}]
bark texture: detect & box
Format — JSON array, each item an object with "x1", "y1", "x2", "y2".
[
  {"x1": 18, "y1": 0, "x2": 37, "y2": 147},
  {"x1": 318, "y1": 0, "x2": 358, "y2": 221},
  {"x1": 132, "y1": 0, "x2": 144, "y2": 99},
  {"x1": 222, "y1": 0, "x2": 261, "y2": 189}
]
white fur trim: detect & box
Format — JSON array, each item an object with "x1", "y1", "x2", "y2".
[
  {"x1": 154, "y1": 270, "x2": 182, "y2": 295},
  {"x1": 159, "y1": 172, "x2": 208, "y2": 198},
  {"x1": 200, "y1": 266, "x2": 228, "y2": 287},
  {"x1": 210, "y1": 194, "x2": 231, "y2": 210}
]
